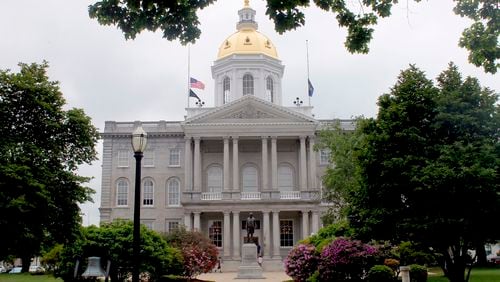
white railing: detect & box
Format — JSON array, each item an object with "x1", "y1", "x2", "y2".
[
  {"x1": 201, "y1": 192, "x2": 222, "y2": 200},
  {"x1": 280, "y1": 191, "x2": 301, "y2": 200},
  {"x1": 241, "y1": 192, "x2": 261, "y2": 200}
]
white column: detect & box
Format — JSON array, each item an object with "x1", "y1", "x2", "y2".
[
  {"x1": 232, "y1": 211, "x2": 240, "y2": 259},
  {"x1": 261, "y1": 137, "x2": 269, "y2": 190},
  {"x1": 193, "y1": 212, "x2": 201, "y2": 231},
  {"x1": 232, "y1": 137, "x2": 239, "y2": 191},
  {"x1": 223, "y1": 137, "x2": 230, "y2": 191},
  {"x1": 271, "y1": 137, "x2": 278, "y2": 190},
  {"x1": 272, "y1": 210, "x2": 280, "y2": 259},
  {"x1": 223, "y1": 211, "x2": 231, "y2": 257},
  {"x1": 193, "y1": 137, "x2": 201, "y2": 192},
  {"x1": 299, "y1": 136, "x2": 307, "y2": 190},
  {"x1": 308, "y1": 136, "x2": 317, "y2": 190},
  {"x1": 184, "y1": 137, "x2": 192, "y2": 191},
  {"x1": 302, "y1": 210, "x2": 309, "y2": 239},
  {"x1": 263, "y1": 210, "x2": 271, "y2": 258},
  {"x1": 184, "y1": 212, "x2": 192, "y2": 231},
  {"x1": 312, "y1": 211, "x2": 320, "y2": 234}
]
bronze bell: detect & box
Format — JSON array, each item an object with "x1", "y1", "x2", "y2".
[{"x1": 81, "y1": 257, "x2": 107, "y2": 278}]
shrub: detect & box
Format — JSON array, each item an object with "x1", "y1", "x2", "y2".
[
  {"x1": 318, "y1": 237, "x2": 378, "y2": 282},
  {"x1": 367, "y1": 265, "x2": 395, "y2": 282},
  {"x1": 57, "y1": 221, "x2": 183, "y2": 282},
  {"x1": 163, "y1": 228, "x2": 218, "y2": 278},
  {"x1": 409, "y1": 264, "x2": 427, "y2": 282},
  {"x1": 399, "y1": 241, "x2": 436, "y2": 266},
  {"x1": 384, "y1": 258, "x2": 400, "y2": 276},
  {"x1": 284, "y1": 244, "x2": 319, "y2": 282}
]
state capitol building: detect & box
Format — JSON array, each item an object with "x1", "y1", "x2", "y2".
[{"x1": 99, "y1": 1, "x2": 353, "y2": 271}]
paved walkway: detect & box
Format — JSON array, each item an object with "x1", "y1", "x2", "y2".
[{"x1": 197, "y1": 271, "x2": 291, "y2": 282}]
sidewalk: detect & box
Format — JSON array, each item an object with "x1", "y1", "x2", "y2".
[{"x1": 197, "y1": 271, "x2": 291, "y2": 282}]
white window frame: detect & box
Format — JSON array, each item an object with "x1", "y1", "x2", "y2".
[
  {"x1": 143, "y1": 150, "x2": 155, "y2": 167},
  {"x1": 117, "y1": 150, "x2": 129, "y2": 167},
  {"x1": 142, "y1": 220, "x2": 154, "y2": 230},
  {"x1": 243, "y1": 74, "x2": 254, "y2": 95},
  {"x1": 169, "y1": 148, "x2": 180, "y2": 167},
  {"x1": 116, "y1": 179, "x2": 128, "y2": 207},
  {"x1": 280, "y1": 219, "x2": 294, "y2": 248},
  {"x1": 207, "y1": 165, "x2": 223, "y2": 193},
  {"x1": 223, "y1": 76, "x2": 230, "y2": 104},
  {"x1": 319, "y1": 149, "x2": 331, "y2": 165},
  {"x1": 208, "y1": 220, "x2": 223, "y2": 248},
  {"x1": 266, "y1": 76, "x2": 274, "y2": 102},
  {"x1": 242, "y1": 165, "x2": 258, "y2": 192},
  {"x1": 278, "y1": 164, "x2": 294, "y2": 191},
  {"x1": 167, "y1": 178, "x2": 181, "y2": 206},
  {"x1": 166, "y1": 220, "x2": 180, "y2": 233},
  {"x1": 143, "y1": 179, "x2": 154, "y2": 206}
]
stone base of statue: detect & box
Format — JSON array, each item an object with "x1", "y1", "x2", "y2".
[{"x1": 236, "y1": 243, "x2": 264, "y2": 279}]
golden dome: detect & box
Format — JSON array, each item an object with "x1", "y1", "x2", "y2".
[{"x1": 217, "y1": 29, "x2": 278, "y2": 59}]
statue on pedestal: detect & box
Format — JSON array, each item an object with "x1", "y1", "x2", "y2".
[{"x1": 246, "y1": 213, "x2": 255, "y2": 242}]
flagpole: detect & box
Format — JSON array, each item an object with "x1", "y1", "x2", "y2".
[
  {"x1": 306, "y1": 39, "x2": 311, "y2": 106},
  {"x1": 187, "y1": 44, "x2": 191, "y2": 108}
]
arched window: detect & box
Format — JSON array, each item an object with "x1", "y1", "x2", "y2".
[
  {"x1": 223, "y1": 77, "x2": 230, "y2": 104},
  {"x1": 207, "y1": 165, "x2": 223, "y2": 192},
  {"x1": 278, "y1": 165, "x2": 294, "y2": 191},
  {"x1": 116, "y1": 179, "x2": 128, "y2": 206},
  {"x1": 167, "y1": 178, "x2": 180, "y2": 206},
  {"x1": 243, "y1": 74, "x2": 254, "y2": 95},
  {"x1": 143, "y1": 179, "x2": 154, "y2": 206},
  {"x1": 242, "y1": 165, "x2": 258, "y2": 192},
  {"x1": 266, "y1": 76, "x2": 274, "y2": 102}
]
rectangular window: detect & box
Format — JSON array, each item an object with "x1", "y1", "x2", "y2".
[
  {"x1": 209, "y1": 220, "x2": 223, "y2": 248},
  {"x1": 143, "y1": 150, "x2": 155, "y2": 167},
  {"x1": 166, "y1": 221, "x2": 180, "y2": 233},
  {"x1": 143, "y1": 182, "x2": 154, "y2": 206},
  {"x1": 117, "y1": 150, "x2": 129, "y2": 167},
  {"x1": 280, "y1": 220, "x2": 294, "y2": 247},
  {"x1": 142, "y1": 221, "x2": 153, "y2": 230},
  {"x1": 169, "y1": 148, "x2": 180, "y2": 166},
  {"x1": 319, "y1": 149, "x2": 330, "y2": 165}
]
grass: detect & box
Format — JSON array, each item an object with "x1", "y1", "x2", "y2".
[
  {"x1": 428, "y1": 266, "x2": 500, "y2": 282},
  {"x1": 0, "y1": 273, "x2": 61, "y2": 282}
]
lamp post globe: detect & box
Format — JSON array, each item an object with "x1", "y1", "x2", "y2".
[{"x1": 131, "y1": 125, "x2": 147, "y2": 282}]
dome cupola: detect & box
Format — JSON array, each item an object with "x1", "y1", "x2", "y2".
[{"x1": 212, "y1": 0, "x2": 284, "y2": 107}]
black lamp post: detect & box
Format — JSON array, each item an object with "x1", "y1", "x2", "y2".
[{"x1": 131, "y1": 126, "x2": 147, "y2": 282}]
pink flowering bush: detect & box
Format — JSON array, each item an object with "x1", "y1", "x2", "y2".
[
  {"x1": 163, "y1": 228, "x2": 218, "y2": 278},
  {"x1": 318, "y1": 237, "x2": 378, "y2": 282},
  {"x1": 284, "y1": 244, "x2": 319, "y2": 281}
]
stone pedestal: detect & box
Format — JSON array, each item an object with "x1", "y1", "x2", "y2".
[{"x1": 236, "y1": 243, "x2": 264, "y2": 279}]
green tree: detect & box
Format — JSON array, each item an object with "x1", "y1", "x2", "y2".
[
  {"x1": 0, "y1": 62, "x2": 99, "y2": 272},
  {"x1": 58, "y1": 221, "x2": 183, "y2": 282},
  {"x1": 317, "y1": 118, "x2": 366, "y2": 223},
  {"x1": 88, "y1": 0, "x2": 499, "y2": 73},
  {"x1": 342, "y1": 64, "x2": 499, "y2": 282}
]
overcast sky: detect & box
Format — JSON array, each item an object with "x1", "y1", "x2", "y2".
[{"x1": 1, "y1": 0, "x2": 498, "y2": 226}]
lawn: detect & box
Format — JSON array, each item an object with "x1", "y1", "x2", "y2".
[
  {"x1": 0, "y1": 273, "x2": 61, "y2": 282},
  {"x1": 428, "y1": 266, "x2": 500, "y2": 282}
]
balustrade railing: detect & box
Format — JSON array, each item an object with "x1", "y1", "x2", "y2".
[
  {"x1": 280, "y1": 191, "x2": 301, "y2": 199},
  {"x1": 201, "y1": 192, "x2": 222, "y2": 200},
  {"x1": 241, "y1": 192, "x2": 261, "y2": 200}
]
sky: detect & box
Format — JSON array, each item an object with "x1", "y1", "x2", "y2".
[{"x1": 1, "y1": 0, "x2": 498, "y2": 226}]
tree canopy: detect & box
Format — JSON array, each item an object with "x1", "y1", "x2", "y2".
[
  {"x1": 322, "y1": 63, "x2": 499, "y2": 282},
  {"x1": 0, "y1": 62, "x2": 100, "y2": 271},
  {"x1": 88, "y1": 0, "x2": 499, "y2": 73}
]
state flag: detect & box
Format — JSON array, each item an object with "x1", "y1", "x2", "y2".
[
  {"x1": 189, "y1": 89, "x2": 200, "y2": 100},
  {"x1": 308, "y1": 79, "x2": 314, "y2": 97}
]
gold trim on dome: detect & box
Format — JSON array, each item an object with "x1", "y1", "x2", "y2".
[
  {"x1": 244, "y1": 0, "x2": 250, "y2": 8},
  {"x1": 217, "y1": 30, "x2": 279, "y2": 59}
]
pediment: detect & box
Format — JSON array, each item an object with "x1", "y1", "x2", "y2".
[{"x1": 183, "y1": 95, "x2": 317, "y2": 125}]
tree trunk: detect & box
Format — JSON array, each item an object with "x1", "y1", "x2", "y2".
[
  {"x1": 21, "y1": 255, "x2": 31, "y2": 273},
  {"x1": 475, "y1": 242, "x2": 487, "y2": 266}
]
